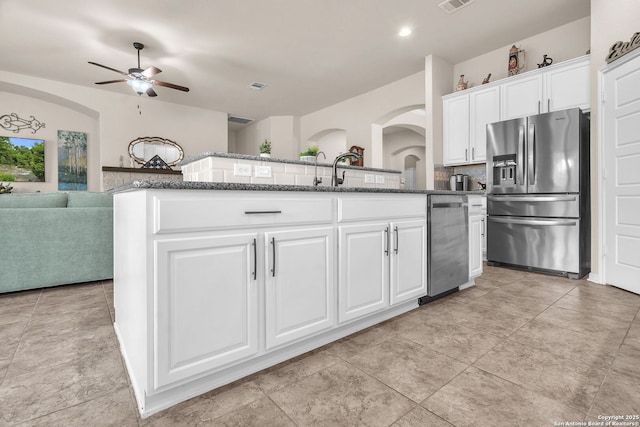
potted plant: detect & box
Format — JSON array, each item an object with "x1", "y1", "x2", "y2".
[
  {"x1": 299, "y1": 145, "x2": 319, "y2": 162},
  {"x1": 259, "y1": 139, "x2": 271, "y2": 158},
  {"x1": 0, "y1": 182, "x2": 14, "y2": 194}
]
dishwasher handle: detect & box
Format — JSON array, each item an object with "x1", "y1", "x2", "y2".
[
  {"x1": 489, "y1": 216, "x2": 577, "y2": 227},
  {"x1": 431, "y1": 202, "x2": 467, "y2": 209}
]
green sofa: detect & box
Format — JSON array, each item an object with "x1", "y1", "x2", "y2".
[{"x1": 0, "y1": 192, "x2": 113, "y2": 293}]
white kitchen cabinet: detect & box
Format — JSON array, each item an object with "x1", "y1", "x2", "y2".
[
  {"x1": 338, "y1": 222, "x2": 389, "y2": 323},
  {"x1": 500, "y1": 74, "x2": 544, "y2": 120},
  {"x1": 338, "y1": 219, "x2": 427, "y2": 322},
  {"x1": 389, "y1": 220, "x2": 427, "y2": 305},
  {"x1": 264, "y1": 227, "x2": 335, "y2": 349},
  {"x1": 337, "y1": 195, "x2": 427, "y2": 323},
  {"x1": 469, "y1": 215, "x2": 483, "y2": 278},
  {"x1": 155, "y1": 233, "x2": 259, "y2": 388},
  {"x1": 468, "y1": 195, "x2": 486, "y2": 279},
  {"x1": 468, "y1": 86, "x2": 500, "y2": 163},
  {"x1": 443, "y1": 85, "x2": 499, "y2": 166},
  {"x1": 443, "y1": 95, "x2": 470, "y2": 165},
  {"x1": 500, "y1": 55, "x2": 590, "y2": 120},
  {"x1": 115, "y1": 189, "x2": 426, "y2": 418},
  {"x1": 544, "y1": 57, "x2": 590, "y2": 112}
]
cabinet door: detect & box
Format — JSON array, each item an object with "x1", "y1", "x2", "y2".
[
  {"x1": 544, "y1": 59, "x2": 590, "y2": 112},
  {"x1": 338, "y1": 223, "x2": 389, "y2": 323},
  {"x1": 443, "y1": 95, "x2": 470, "y2": 165},
  {"x1": 389, "y1": 220, "x2": 427, "y2": 305},
  {"x1": 264, "y1": 227, "x2": 335, "y2": 349},
  {"x1": 469, "y1": 216, "x2": 483, "y2": 278},
  {"x1": 155, "y1": 233, "x2": 258, "y2": 388},
  {"x1": 469, "y1": 86, "x2": 500, "y2": 163},
  {"x1": 500, "y1": 75, "x2": 543, "y2": 120}
]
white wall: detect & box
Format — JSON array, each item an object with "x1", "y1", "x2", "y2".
[
  {"x1": 300, "y1": 71, "x2": 425, "y2": 167},
  {"x1": 234, "y1": 115, "x2": 299, "y2": 159},
  {"x1": 590, "y1": 0, "x2": 640, "y2": 282},
  {"x1": 452, "y1": 17, "x2": 590, "y2": 91},
  {"x1": 425, "y1": 55, "x2": 454, "y2": 189},
  {"x1": 0, "y1": 91, "x2": 97, "y2": 193},
  {"x1": 1, "y1": 71, "x2": 228, "y2": 192}
]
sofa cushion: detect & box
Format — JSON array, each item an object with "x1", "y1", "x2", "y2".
[
  {"x1": 67, "y1": 192, "x2": 113, "y2": 208},
  {"x1": 0, "y1": 192, "x2": 68, "y2": 208}
]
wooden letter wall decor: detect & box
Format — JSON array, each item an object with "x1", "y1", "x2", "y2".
[{"x1": 606, "y1": 32, "x2": 640, "y2": 64}]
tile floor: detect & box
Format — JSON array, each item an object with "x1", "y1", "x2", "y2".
[{"x1": 1, "y1": 265, "x2": 639, "y2": 426}]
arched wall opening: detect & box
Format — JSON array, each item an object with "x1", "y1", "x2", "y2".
[
  {"x1": 373, "y1": 105, "x2": 427, "y2": 189},
  {"x1": 306, "y1": 128, "x2": 347, "y2": 162}
]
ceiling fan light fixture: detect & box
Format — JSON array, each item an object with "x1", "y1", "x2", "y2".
[
  {"x1": 127, "y1": 78, "x2": 153, "y2": 95},
  {"x1": 398, "y1": 26, "x2": 412, "y2": 37}
]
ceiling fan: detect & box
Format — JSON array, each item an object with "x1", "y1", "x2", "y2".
[{"x1": 88, "y1": 42, "x2": 189, "y2": 97}]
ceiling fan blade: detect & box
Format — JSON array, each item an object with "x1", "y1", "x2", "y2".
[
  {"x1": 88, "y1": 61, "x2": 128, "y2": 76},
  {"x1": 142, "y1": 66, "x2": 162, "y2": 78},
  {"x1": 153, "y1": 80, "x2": 190, "y2": 92},
  {"x1": 95, "y1": 79, "x2": 127, "y2": 85},
  {"x1": 146, "y1": 87, "x2": 158, "y2": 97}
]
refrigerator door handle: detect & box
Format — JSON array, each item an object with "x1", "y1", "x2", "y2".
[
  {"x1": 488, "y1": 195, "x2": 578, "y2": 203},
  {"x1": 528, "y1": 123, "x2": 536, "y2": 186},
  {"x1": 518, "y1": 125, "x2": 525, "y2": 186},
  {"x1": 489, "y1": 216, "x2": 577, "y2": 227}
]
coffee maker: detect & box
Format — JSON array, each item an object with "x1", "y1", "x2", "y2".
[{"x1": 449, "y1": 174, "x2": 469, "y2": 191}]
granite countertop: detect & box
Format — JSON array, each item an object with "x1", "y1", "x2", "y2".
[
  {"x1": 111, "y1": 180, "x2": 486, "y2": 195},
  {"x1": 178, "y1": 152, "x2": 402, "y2": 174}
]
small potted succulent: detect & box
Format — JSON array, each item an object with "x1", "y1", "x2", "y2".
[
  {"x1": 299, "y1": 145, "x2": 319, "y2": 162},
  {"x1": 259, "y1": 139, "x2": 272, "y2": 158}
]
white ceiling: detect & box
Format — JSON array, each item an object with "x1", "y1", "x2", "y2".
[{"x1": 0, "y1": 0, "x2": 589, "y2": 124}]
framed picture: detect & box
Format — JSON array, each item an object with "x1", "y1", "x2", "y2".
[
  {"x1": 0, "y1": 136, "x2": 45, "y2": 182},
  {"x1": 58, "y1": 130, "x2": 87, "y2": 191}
]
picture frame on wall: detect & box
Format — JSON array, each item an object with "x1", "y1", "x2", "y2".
[
  {"x1": 0, "y1": 136, "x2": 45, "y2": 182},
  {"x1": 57, "y1": 130, "x2": 87, "y2": 191}
]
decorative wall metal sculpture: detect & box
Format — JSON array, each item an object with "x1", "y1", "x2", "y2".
[{"x1": 0, "y1": 113, "x2": 46, "y2": 134}]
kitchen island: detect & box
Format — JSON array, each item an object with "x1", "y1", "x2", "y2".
[{"x1": 112, "y1": 181, "x2": 479, "y2": 417}]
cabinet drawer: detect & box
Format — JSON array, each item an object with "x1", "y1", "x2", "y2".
[
  {"x1": 154, "y1": 192, "x2": 334, "y2": 233},
  {"x1": 338, "y1": 195, "x2": 426, "y2": 222},
  {"x1": 467, "y1": 195, "x2": 487, "y2": 215}
]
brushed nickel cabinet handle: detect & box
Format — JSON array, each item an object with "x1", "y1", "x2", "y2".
[
  {"x1": 270, "y1": 237, "x2": 276, "y2": 277},
  {"x1": 252, "y1": 238, "x2": 257, "y2": 280},
  {"x1": 244, "y1": 210, "x2": 282, "y2": 215},
  {"x1": 394, "y1": 226, "x2": 399, "y2": 254},
  {"x1": 384, "y1": 227, "x2": 389, "y2": 256}
]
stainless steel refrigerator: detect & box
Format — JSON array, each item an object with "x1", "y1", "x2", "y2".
[{"x1": 486, "y1": 108, "x2": 590, "y2": 279}]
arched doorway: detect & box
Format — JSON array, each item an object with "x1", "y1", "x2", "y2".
[
  {"x1": 306, "y1": 128, "x2": 347, "y2": 162},
  {"x1": 377, "y1": 107, "x2": 426, "y2": 189}
]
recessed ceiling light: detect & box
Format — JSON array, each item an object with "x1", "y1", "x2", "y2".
[{"x1": 398, "y1": 26, "x2": 412, "y2": 37}]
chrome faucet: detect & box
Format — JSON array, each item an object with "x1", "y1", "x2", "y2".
[
  {"x1": 313, "y1": 151, "x2": 326, "y2": 186},
  {"x1": 331, "y1": 152, "x2": 362, "y2": 187}
]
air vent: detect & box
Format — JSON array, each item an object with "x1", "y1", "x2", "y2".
[
  {"x1": 248, "y1": 81, "x2": 267, "y2": 90},
  {"x1": 228, "y1": 115, "x2": 253, "y2": 125},
  {"x1": 438, "y1": 0, "x2": 474, "y2": 14}
]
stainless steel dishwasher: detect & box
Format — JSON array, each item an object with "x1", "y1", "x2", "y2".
[{"x1": 422, "y1": 194, "x2": 469, "y2": 302}]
